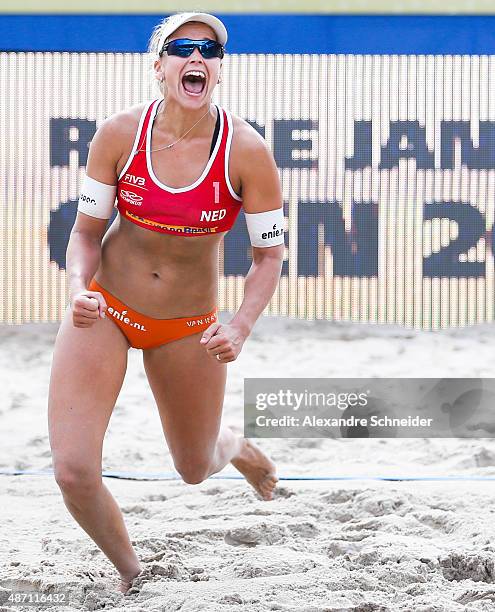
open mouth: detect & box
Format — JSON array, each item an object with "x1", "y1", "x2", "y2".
[{"x1": 181, "y1": 70, "x2": 207, "y2": 96}]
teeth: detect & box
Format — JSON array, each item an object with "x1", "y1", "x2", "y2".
[{"x1": 184, "y1": 70, "x2": 206, "y2": 79}]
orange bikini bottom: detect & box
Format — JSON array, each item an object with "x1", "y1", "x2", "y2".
[{"x1": 88, "y1": 279, "x2": 218, "y2": 350}]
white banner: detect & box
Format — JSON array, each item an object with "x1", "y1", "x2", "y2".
[{"x1": 2, "y1": 52, "x2": 495, "y2": 328}]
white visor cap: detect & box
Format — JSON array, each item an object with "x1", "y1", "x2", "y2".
[{"x1": 157, "y1": 12, "x2": 228, "y2": 53}]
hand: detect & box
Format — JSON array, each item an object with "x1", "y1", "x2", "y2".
[
  {"x1": 200, "y1": 322, "x2": 247, "y2": 363},
  {"x1": 70, "y1": 289, "x2": 107, "y2": 328}
]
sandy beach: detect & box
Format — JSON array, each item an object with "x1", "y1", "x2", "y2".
[{"x1": 1, "y1": 316, "x2": 495, "y2": 611}]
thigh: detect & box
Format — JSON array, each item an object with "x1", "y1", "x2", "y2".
[
  {"x1": 48, "y1": 306, "x2": 130, "y2": 477},
  {"x1": 142, "y1": 331, "x2": 227, "y2": 463}
]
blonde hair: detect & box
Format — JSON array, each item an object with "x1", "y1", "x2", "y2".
[{"x1": 147, "y1": 12, "x2": 220, "y2": 98}]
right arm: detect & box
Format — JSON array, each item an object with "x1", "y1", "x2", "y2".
[{"x1": 68, "y1": 116, "x2": 122, "y2": 327}]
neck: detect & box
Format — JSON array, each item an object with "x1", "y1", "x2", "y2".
[{"x1": 154, "y1": 97, "x2": 215, "y2": 141}]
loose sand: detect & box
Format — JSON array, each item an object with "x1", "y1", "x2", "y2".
[{"x1": 1, "y1": 317, "x2": 495, "y2": 611}]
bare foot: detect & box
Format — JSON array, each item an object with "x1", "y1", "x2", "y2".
[
  {"x1": 231, "y1": 438, "x2": 278, "y2": 500},
  {"x1": 118, "y1": 568, "x2": 141, "y2": 594}
]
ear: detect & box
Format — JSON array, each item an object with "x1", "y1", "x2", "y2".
[{"x1": 153, "y1": 58, "x2": 164, "y2": 82}]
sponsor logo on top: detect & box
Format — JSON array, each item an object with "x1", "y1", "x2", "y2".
[
  {"x1": 120, "y1": 190, "x2": 143, "y2": 206},
  {"x1": 123, "y1": 174, "x2": 147, "y2": 189}
]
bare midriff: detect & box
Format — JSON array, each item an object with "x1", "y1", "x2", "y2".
[{"x1": 94, "y1": 215, "x2": 223, "y2": 319}]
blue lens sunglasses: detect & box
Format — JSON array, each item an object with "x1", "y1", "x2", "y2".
[{"x1": 160, "y1": 38, "x2": 225, "y2": 60}]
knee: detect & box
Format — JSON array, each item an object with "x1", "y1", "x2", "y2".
[
  {"x1": 174, "y1": 458, "x2": 211, "y2": 485},
  {"x1": 53, "y1": 461, "x2": 101, "y2": 497}
]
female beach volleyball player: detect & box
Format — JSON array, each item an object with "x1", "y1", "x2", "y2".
[{"x1": 47, "y1": 12, "x2": 284, "y2": 592}]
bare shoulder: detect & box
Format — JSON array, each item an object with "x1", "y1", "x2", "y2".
[
  {"x1": 97, "y1": 101, "x2": 149, "y2": 150},
  {"x1": 86, "y1": 101, "x2": 151, "y2": 184},
  {"x1": 227, "y1": 111, "x2": 281, "y2": 212},
  {"x1": 228, "y1": 112, "x2": 277, "y2": 192},
  {"x1": 93, "y1": 101, "x2": 152, "y2": 179},
  {"x1": 229, "y1": 112, "x2": 270, "y2": 157}
]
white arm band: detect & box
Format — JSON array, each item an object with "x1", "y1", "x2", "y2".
[
  {"x1": 77, "y1": 175, "x2": 117, "y2": 219},
  {"x1": 244, "y1": 208, "x2": 285, "y2": 247}
]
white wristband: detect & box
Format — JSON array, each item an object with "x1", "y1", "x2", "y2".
[
  {"x1": 244, "y1": 208, "x2": 285, "y2": 247},
  {"x1": 77, "y1": 175, "x2": 117, "y2": 219}
]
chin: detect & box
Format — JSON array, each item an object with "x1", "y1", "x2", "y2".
[{"x1": 178, "y1": 90, "x2": 210, "y2": 107}]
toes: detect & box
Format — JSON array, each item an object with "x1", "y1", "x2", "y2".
[
  {"x1": 258, "y1": 474, "x2": 278, "y2": 499},
  {"x1": 262, "y1": 474, "x2": 278, "y2": 487}
]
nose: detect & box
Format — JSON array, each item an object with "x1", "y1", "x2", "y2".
[
  {"x1": 184, "y1": 49, "x2": 206, "y2": 75},
  {"x1": 189, "y1": 47, "x2": 205, "y2": 66},
  {"x1": 189, "y1": 47, "x2": 204, "y2": 63}
]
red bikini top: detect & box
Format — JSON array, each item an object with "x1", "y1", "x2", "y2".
[{"x1": 116, "y1": 98, "x2": 243, "y2": 236}]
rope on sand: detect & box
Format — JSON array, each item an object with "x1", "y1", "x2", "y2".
[{"x1": 1, "y1": 468, "x2": 495, "y2": 482}]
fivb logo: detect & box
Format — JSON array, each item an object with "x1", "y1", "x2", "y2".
[
  {"x1": 124, "y1": 173, "x2": 146, "y2": 188},
  {"x1": 201, "y1": 209, "x2": 226, "y2": 222}
]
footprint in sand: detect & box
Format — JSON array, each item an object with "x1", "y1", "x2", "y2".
[
  {"x1": 225, "y1": 522, "x2": 287, "y2": 547},
  {"x1": 440, "y1": 552, "x2": 495, "y2": 583}
]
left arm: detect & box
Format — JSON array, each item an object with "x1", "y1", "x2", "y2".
[
  {"x1": 229, "y1": 242, "x2": 284, "y2": 337},
  {"x1": 200, "y1": 127, "x2": 285, "y2": 362}
]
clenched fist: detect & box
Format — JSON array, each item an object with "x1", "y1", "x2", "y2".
[
  {"x1": 200, "y1": 322, "x2": 247, "y2": 363},
  {"x1": 70, "y1": 290, "x2": 107, "y2": 328}
]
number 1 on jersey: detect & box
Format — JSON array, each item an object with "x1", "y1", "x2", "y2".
[{"x1": 213, "y1": 181, "x2": 220, "y2": 204}]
